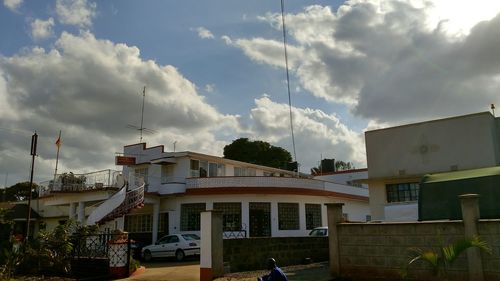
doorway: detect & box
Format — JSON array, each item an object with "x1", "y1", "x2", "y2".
[{"x1": 249, "y1": 202, "x2": 271, "y2": 237}]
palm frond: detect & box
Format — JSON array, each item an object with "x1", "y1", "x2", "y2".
[{"x1": 442, "y1": 236, "x2": 492, "y2": 264}]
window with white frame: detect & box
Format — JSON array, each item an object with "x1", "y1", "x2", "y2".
[
  {"x1": 234, "y1": 167, "x2": 256, "y2": 176},
  {"x1": 386, "y1": 182, "x2": 419, "y2": 203},
  {"x1": 125, "y1": 214, "x2": 152, "y2": 233},
  {"x1": 278, "y1": 203, "x2": 300, "y2": 230},
  {"x1": 135, "y1": 167, "x2": 149, "y2": 184},
  {"x1": 180, "y1": 203, "x2": 206, "y2": 231},
  {"x1": 214, "y1": 202, "x2": 242, "y2": 231},
  {"x1": 161, "y1": 165, "x2": 174, "y2": 183},
  {"x1": 305, "y1": 204, "x2": 322, "y2": 230},
  {"x1": 190, "y1": 159, "x2": 225, "y2": 178}
]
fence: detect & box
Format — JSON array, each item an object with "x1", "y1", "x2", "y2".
[
  {"x1": 39, "y1": 169, "x2": 120, "y2": 196},
  {"x1": 71, "y1": 231, "x2": 132, "y2": 279}
]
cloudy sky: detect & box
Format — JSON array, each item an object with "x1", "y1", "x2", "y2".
[{"x1": 1, "y1": 0, "x2": 500, "y2": 186}]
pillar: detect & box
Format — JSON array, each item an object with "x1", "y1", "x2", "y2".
[
  {"x1": 152, "y1": 202, "x2": 160, "y2": 243},
  {"x1": 200, "y1": 210, "x2": 223, "y2": 281},
  {"x1": 459, "y1": 194, "x2": 484, "y2": 281},
  {"x1": 69, "y1": 202, "x2": 76, "y2": 220},
  {"x1": 77, "y1": 202, "x2": 85, "y2": 224},
  {"x1": 325, "y1": 203, "x2": 344, "y2": 278}
]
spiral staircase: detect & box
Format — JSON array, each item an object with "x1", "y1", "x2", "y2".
[{"x1": 86, "y1": 175, "x2": 145, "y2": 225}]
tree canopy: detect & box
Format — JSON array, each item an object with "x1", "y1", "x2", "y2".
[
  {"x1": 223, "y1": 138, "x2": 293, "y2": 170},
  {"x1": 311, "y1": 159, "x2": 355, "y2": 175},
  {"x1": 0, "y1": 182, "x2": 39, "y2": 202}
]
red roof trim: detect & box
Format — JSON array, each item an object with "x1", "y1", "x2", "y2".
[{"x1": 184, "y1": 187, "x2": 368, "y2": 201}]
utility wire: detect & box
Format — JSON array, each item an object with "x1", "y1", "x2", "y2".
[{"x1": 280, "y1": 0, "x2": 297, "y2": 165}]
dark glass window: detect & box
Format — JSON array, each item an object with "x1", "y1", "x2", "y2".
[
  {"x1": 305, "y1": 204, "x2": 322, "y2": 230},
  {"x1": 278, "y1": 203, "x2": 299, "y2": 230},
  {"x1": 386, "y1": 182, "x2": 419, "y2": 203},
  {"x1": 180, "y1": 203, "x2": 206, "y2": 231},
  {"x1": 214, "y1": 202, "x2": 242, "y2": 231}
]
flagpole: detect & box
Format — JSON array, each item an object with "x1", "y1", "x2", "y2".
[{"x1": 53, "y1": 131, "x2": 62, "y2": 188}]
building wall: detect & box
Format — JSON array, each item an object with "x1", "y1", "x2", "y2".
[
  {"x1": 147, "y1": 193, "x2": 370, "y2": 238},
  {"x1": 314, "y1": 169, "x2": 368, "y2": 189},
  {"x1": 223, "y1": 236, "x2": 329, "y2": 272},
  {"x1": 336, "y1": 220, "x2": 500, "y2": 281},
  {"x1": 366, "y1": 112, "x2": 498, "y2": 179}
]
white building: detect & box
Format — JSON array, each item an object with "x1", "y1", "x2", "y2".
[
  {"x1": 39, "y1": 143, "x2": 369, "y2": 244},
  {"x1": 364, "y1": 112, "x2": 500, "y2": 221}
]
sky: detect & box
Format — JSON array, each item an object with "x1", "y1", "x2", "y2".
[{"x1": 1, "y1": 0, "x2": 500, "y2": 186}]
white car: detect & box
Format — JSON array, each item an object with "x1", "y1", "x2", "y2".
[
  {"x1": 308, "y1": 226, "x2": 328, "y2": 236},
  {"x1": 141, "y1": 233, "x2": 200, "y2": 262}
]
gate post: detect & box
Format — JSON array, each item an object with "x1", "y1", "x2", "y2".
[
  {"x1": 459, "y1": 194, "x2": 484, "y2": 281},
  {"x1": 200, "y1": 210, "x2": 223, "y2": 281},
  {"x1": 325, "y1": 203, "x2": 344, "y2": 278}
]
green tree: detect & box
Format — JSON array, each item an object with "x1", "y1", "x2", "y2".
[
  {"x1": 1, "y1": 182, "x2": 38, "y2": 202},
  {"x1": 223, "y1": 138, "x2": 293, "y2": 170}
]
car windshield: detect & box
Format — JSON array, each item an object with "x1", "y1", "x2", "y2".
[
  {"x1": 309, "y1": 229, "x2": 327, "y2": 236},
  {"x1": 182, "y1": 234, "x2": 200, "y2": 241}
]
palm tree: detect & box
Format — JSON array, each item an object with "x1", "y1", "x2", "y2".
[{"x1": 402, "y1": 235, "x2": 491, "y2": 280}]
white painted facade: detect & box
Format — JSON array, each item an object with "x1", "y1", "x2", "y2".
[
  {"x1": 364, "y1": 112, "x2": 500, "y2": 221},
  {"x1": 119, "y1": 143, "x2": 369, "y2": 243},
  {"x1": 313, "y1": 169, "x2": 369, "y2": 189}
]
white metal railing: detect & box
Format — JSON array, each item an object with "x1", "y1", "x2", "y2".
[
  {"x1": 39, "y1": 169, "x2": 120, "y2": 196},
  {"x1": 185, "y1": 176, "x2": 368, "y2": 197}
]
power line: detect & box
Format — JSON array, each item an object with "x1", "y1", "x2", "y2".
[{"x1": 280, "y1": 0, "x2": 297, "y2": 165}]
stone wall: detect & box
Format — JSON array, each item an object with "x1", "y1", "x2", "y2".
[
  {"x1": 223, "y1": 236, "x2": 328, "y2": 272},
  {"x1": 337, "y1": 220, "x2": 500, "y2": 281}
]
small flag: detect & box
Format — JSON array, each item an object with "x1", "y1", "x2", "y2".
[{"x1": 55, "y1": 136, "x2": 62, "y2": 148}]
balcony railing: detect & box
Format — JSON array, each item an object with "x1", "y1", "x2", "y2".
[
  {"x1": 39, "y1": 169, "x2": 120, "y2": 197},
  {"x1": 185, "y1": 176, "x2": 368, "y2": 197}
]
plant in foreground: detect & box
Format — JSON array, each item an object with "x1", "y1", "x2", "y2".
[{"x1": 402, "y1": 235, "x2": 491, "y2": 280}]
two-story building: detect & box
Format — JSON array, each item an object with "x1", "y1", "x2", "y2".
[
  {"x1": 39, "y1": 143, "x2": 370, "y2": 244},
  {"x1": 364, "y1": 111, "x2": 500, "y2": 221}
]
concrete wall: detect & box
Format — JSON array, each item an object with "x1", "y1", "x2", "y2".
[
  {"x1": 366, "y1": 112, "x2": 498, "y2": 179},
  {"x1": 336, "y1": 220, "x2": 500, "y2": 281},
  {"x1": 223, "y1": 236, "x2": 328, "y2": 272},
  {"x1": 314, "y1": 170, "x2": 369, "y2": 189}
]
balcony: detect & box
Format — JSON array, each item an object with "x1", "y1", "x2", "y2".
[
  {"x1": 39, "y1": 169, "x2": 120, "y2": 197},
  {"x1": 185, "y1": 176, "x2": 368, "y2": 197}
]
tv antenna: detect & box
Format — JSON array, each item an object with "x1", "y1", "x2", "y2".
[{"x1": 127, "y1": 86, "x2": 156, "y2": 142}]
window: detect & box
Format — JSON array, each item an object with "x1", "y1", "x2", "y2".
[
  {"x1": 386, "y1": 182, "x2": 419, "y2": 203},
  {"x1": 234, "y1": 167, "x2": 256, "y2": 176},
  {"x1": 190, "y1": 159, "x2": 225, "y2": 177},
  {"x1": 305, "y1": 204, "x2": 322, "y2": 230},
  {"x1": 199, "y1": 160, "x2": 208, "y2": 177},
  {"x1": 278, "y1": 203, "x2": 299, "y2": 230},
  {"x1": 135, "y1": 167, "x2": 149, "y2": 184},
  {"x1": 214, "y1": 202, "x2": 242, "y2": 231},
  {"x1": 161, "y1": 165, "x2": 174, "y2": 183},
  {"x1": 180, "y1": 203, "x2": 206, "y2": 231},
  {"x1": 190, "y1": 160, "x2": 199, "y2": 177},
  {"x1": 125, "y1": 214, "x2": 152, "y2": 233}
]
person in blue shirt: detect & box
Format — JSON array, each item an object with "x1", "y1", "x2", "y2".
[{"x1": 258, "y1": 258, "x2": 288, "y2": 281}]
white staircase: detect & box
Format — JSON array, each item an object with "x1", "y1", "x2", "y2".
[{"x1": 86, "y1": 175, "x2": 145, "y2": 225}]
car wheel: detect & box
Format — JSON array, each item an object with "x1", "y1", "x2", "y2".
[
  {"x1": 143, "y1": 250, "x2": 152, "y2": 262},
  {"x1": 175, "y1": 249, "x2": 185, "y2": 262}
]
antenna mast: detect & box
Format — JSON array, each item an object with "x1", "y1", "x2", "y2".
[{"x1": 140, "y1": 86, "x2": 146, "y2": 142}]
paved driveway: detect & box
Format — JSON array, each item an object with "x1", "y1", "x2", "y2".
[{"x1": 119, "y1": 259, "x2": 200, "y2": 281}]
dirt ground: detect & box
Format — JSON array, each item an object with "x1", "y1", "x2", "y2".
[{"x1": 214, "y1": 262, "x2": 332, "y2": 281}]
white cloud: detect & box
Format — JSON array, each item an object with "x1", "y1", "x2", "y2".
[
  {"x1": 248, "y1": 96, "x2": 366, "y2": 172},
  {"x1": 0, "y1": 31, "x2": 240, "y2": 184},
  {"x1": 194, "y1": 26, "x2": 214, "y2": 39},
  {"x1": 30, "y1": 18, "x2": 55, "y2": 41},
  {"x1": 3, "y1": 0, "x2": 22, "y2": 12},
  {"x1": 221, "y1": 35, "x2": 233, "y2": 45},
  {"x1": 56, "y1": 0, "x2": 96, "y2": 28},
  {"x1": 205, "y1": 84, "x2": 215, "y2": 93},
  {"x1": 230, "y1": 2, "x2": 500, "y2": 125}
]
